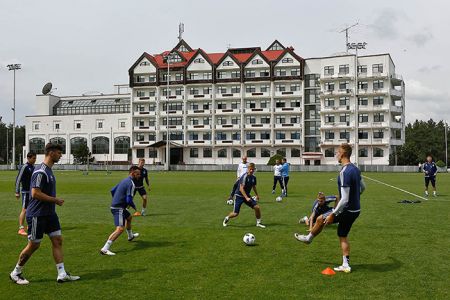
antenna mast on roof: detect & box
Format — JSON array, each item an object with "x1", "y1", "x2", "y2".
[
  {"x1": 339, "y1": 22, "x2": 359, "y2": 53},
  {"x1": 178, "y1": 23, "x2": 184, "y2": 41}
]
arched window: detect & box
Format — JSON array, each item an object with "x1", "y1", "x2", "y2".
[
  {"x1": 29, "y1": 138, "x2": 45, "y2": 154},
  {"x1": 373, "y1": 148, "x2": 384, "y2": 158},
  {"x1": 277, "y1": 148, "x2": 286, "y2": 157},
  {"x1": 92, "y1": 137, "x2": 109, "y2": 154},
  {"x1": 261, "y1": 148, "x2": 271, "y2": 158},
  {"x1": 49, "y1": 137, "x2": 66, "y2": 154},
  {"x1": 359, "y1": 148, "x2": 368, "y2": 158},
  {"x1": 232, "y1": 148, "x2": 241, "y2": 158},
  {"x1": 70, "y1": 137, "x2": 87, "y2": 154},
  {"x1": 247, "y1": 148, "x2": 256, "y2": 158},
  {"x1": 291, "y1": 148, "x2": 301, "y2": 157},
  {"x1": 114, "y1": 136, "x2": 130, "y2": 154},
  {"x1": 218, "y1": 148, "x2": 227, "y2": 158}
]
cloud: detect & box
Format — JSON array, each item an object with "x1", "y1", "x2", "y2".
[
  {"x1": 407, "y1": 30, "x2": 433, "y2": 47},
  {"x1": 367, "y1": 8, "x2": 405, "y2": 39},
  {"x1": 417, "y1": 65, "x2": 442, "y2": 73},
  {"x1": 405, "y1": 79, "x2": 450, "y2": 123}
]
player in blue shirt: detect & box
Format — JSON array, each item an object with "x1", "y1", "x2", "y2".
[
  {"x1": 15, "y1": 152, "x2": 36, "y2": 236},
  {"x1": 133, "y1": 158, "x2": 150, "y2": 216},
  {"x1": 100, "y1": 166, "x2": 141, "y2": 256},
  {"x1": 299, "y1": 192, "x2": 337, "y2": 231},
  {"x1": 295, "y1": 143, "x2": 363, "y2": 273},
  {"x1": 10, "y1": 143, "x2": 80, "y2": 285},
  {"x1": 423, "y1": 155, "x2": 438, "y2": 197},
  {"x1": 281, "y1": 158, "x2": 290, "y2": 197},
  {"x1": 222, "y1": 163, "x2": 266, "y2": 228}
]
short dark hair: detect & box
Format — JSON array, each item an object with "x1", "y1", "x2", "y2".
[
  {"x1": 129, "y1": 166, "x2": 140, "y2": 173},
  {"x1": 27, "y1": 152, "x2": 36, "y2": 159},
  {"x1": 339, "y1": 143, "x2": 352, "y2": 158},
  {"x1": 45, "y1": 143, "x2": 63, "y2": 155}
]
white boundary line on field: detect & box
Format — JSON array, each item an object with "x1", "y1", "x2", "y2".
[{"x1": 362, "y1": 175, "x2": 429, "y2": 201}]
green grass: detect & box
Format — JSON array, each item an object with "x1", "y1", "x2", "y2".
[{"x1": 0, "y1": 170, "x2": 449, "y2": 299}]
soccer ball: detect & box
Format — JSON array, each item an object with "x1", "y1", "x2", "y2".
[
  {"x1": 226, "y1": 199, "x2": 234, "y2": 205},
  {"x1": 276, "y1": 196, "x2": 283, "y2": 202},
  {"x1": 299, "y1": 216, "x2": 308, "y2": 224},
  {"x1": 252, "y1": 196, "x2": 258, "y2": 202},
  {"x1": 243, "y1": 233, "x2": 255, "y2": 245}
]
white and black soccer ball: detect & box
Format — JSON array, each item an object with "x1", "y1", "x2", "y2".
[
  {"x1": 243, "y1": 233, "x2": 255, "y2": 245},
  {"x1": 226, "y1": 199, "x2": 234, "y2": 205},
  {"x1": 251, "y1": 196, "x2": 258, "y2": 202},
  {"x1": 276, "y1": 196, "x2": 283, "y2": 202}
]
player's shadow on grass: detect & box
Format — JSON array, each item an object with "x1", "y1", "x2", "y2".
[
  {"x1": 131, "y1": 240, "x2": 174, "y2": 251},
  {"x1": 82, "y1": 267, "x2": 147, "y2": 281},
  {"x1": 313, "y1": 256, "x2": 402, "y2": 272}
]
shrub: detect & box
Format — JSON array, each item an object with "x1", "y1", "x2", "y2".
[{"x1": 267, "y1": 154, "x2": 284, "y2": 166}]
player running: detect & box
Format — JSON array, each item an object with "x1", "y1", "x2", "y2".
[
  {"x1": 223, "y1": 163, "x2": 266, "y2": 228},
  {"x1": 133, "y1": 158, "x2": 150, "y2": 216},
  {"x1": 423, "y1": 155, "x2": 437, "y2": 197},
  {"x1": 100, "y1": 166, "x2": 141, "y2": 256},
  {"x1": 226, "y1": 156, "x2": 249, "y2": 203},
  {"x1": 272, "y1": 159, "x2": 284, "y2": 194},
  {"x1": 281, "y1": 158, "x2": 290, "y2": 197},
  {"x1": 294, "y1": 143, "x2": 362, "y2": 273},
  {"x1": 10, "y1": 143, "x2": 80, "y2": 285},
  {"x1": 15, "y1": 152, "x2": 36, "y2": 236}
]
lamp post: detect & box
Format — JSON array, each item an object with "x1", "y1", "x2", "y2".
[
  {"x1": 7, "y1": 63, "x2": 21, "y2": 170},
  {"x1": 445, "y1": 122, "x2": 448, "y2": 168},
  {"x1": 163, "y1": 52, "x2": 175, "y2": 171},
  {"x1": 347, "y1": 42, "x2": 366, "y2": 166}
]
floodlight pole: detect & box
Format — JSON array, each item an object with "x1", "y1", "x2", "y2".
[
  {"x1": 445, "y1": 122, "x2": 448, "y2": 168},
  {"x1": 165, "y1": 54, "x2": 171, "y2": 171},
  {"x1": 7, "y1": 64, "x2": 21, "y2": 170}
]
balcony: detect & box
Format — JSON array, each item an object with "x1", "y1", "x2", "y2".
[
  {"x1": 275, "y1": 139, "x2": 301, "y2": 145},
  {"x1": 133, "y1": 96, "x2": 157, "y2": 102},
  {"x1": 391, "y1": 122, "x2": 403, "y2": 129},
  {"x1": 390, "y1": 89, "x2": 402, "y2": 99},
  {"x1": 186, "y1": 124, "x2": 212, "y2": 131},
  {"x1": 160, "y1": 94, "x2": 184, "y2": 101},
  {"x1": 244, "y1": 123, "x2": 271, "y2": 130},
  {"x1": 133, "y1": 126, "x2": 156, "y2": 132},
  {"x1": 160, "y1": 110, "x2": 184, "y2": 116},
  {"x1": 216, "y1": 140, "x2": 241, "y2": 146},
  {"x1": 320, "y1": 139, "x2": 338, "y2": 146},
  {"x1": 133, "y1": 141, "x2": 152, "y2": 147},
  {"x1": 187, "y1": 109, "x2": 212, "y2": 115},
  {"x1": 215, "y1": 124, "x2": 240, "y2": 130},
  {"x1": 274, "y1": 107, "x2": 302, "y2": 114},
  {"x1": 336, "y1": 89, "x2": 353, "y2": 96},
  {"x1": 274, "y1": 90, "x2": 302, "y2": 97},
  {"x1": 215, "y1": 92, "x2": 241, "y2": 99},
  {"x1": 358, "y1": 89, "x2": 388, "y2": 96},
  {"x1": 243, "y1": 108, "x2": 271, "y2": 114},
  {"x1": 215, "y1": 108, "x2": 240, "y2": 115},
  {"x1": 319, "y1": 74, "x2": 338, "y2": 81},
  {"x1": 390, "y1": 105, "x2": 403, "y2": 113},
  {"x1": 244, "y1": 139, "x2": 271, "y2": 145},
  {"x1": 186, "y1": 94, "x2": 213, "y2": 100},
  {"x1": 274, "y1": 123, "x2": 300, "y2": 129},
  {"x1": 244, "y1": 92, "x2": 270, "y2": 98},
  {"x1": 159, "y1": 125, "x2": 183, "y2": 131},
  {"x1": 390, "y1": 74, "x2": 403, "y2": 86},
  {"x1": 370, "y1": 122, "x2": 389, "y2": 129},
  {"x1": 133, "y1": 111, "x2": 156, "y2": 116},
  {"x1": 358, "y1": 138, "x2": 389, "y2": 146},
  {"x1": 187, "y1": 140, "x2": 212, "y2": 146},
  {"x1": 319, "y1": 90, "x2": 334, "y2": 97}
]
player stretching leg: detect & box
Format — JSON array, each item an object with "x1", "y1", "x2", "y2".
[
  {"x1": 223, "y1": 163, "x2": 266, "y2": 228},
  {"x1": 15, "y1": 152, "x2": 36, "y2": 236},
  {"x1": 10, "y1": 143, "x2": 80, "y2": 285},
  {"x1": 100, "y1": 166, "x2": 141, "y2": 256},
  {"x1": 134, "y1": 158, "x2": 150, "y2": 216}
]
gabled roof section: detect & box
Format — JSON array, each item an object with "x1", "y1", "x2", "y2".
[
  {"x1": 172, "y1": 39, "x2": 193, "y2": 52},
  {"x1": 243, "y1": 48, "x2": 271, "y2": 65},
  {"x1": 153, "y1": 50, "x2": 187, "y2": 68},
  {"x1": 185, "y1": 48, "x2": 214, "y2": 66},
  {"x1": 266, "y1": 40, "x2": 286, "y2": 51},
  {"x1": 215, "y1": 50, "x2": 241, "y2": 66},
  {"x1": 261, "y1": 50, "x2": 285, "y2": 61},
  {"x1": 274, "y1": 47, "x2": 304, "y2": 64},
  {"x1": 128, "y1": 52, "x2": 158, "y2": 73}
]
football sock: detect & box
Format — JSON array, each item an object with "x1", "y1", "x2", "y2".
[
  {"x1": 306, "y1": 232, "x2": 314, "y2": 241},
  {"x1": 12, "y1": 264, "x2": 23, "y2": 275},
  {"x1": 56, "y1": 263, "x2": 66, "y2": 276},
  {"x1": 102, "y1": 240, "x2": 113, "y2": 251},
  {"x1": 19, "y1": 225, "x2": 24, "y2": 229},
  {"x1": 343, "y1": 256, "x2": 350, "y2": 267},
  {"x1": 256, "y1": 219, "x2": 261, "y2": 224},
  {"x1": 126, "y1": 229, "x2": 134, "y2": 239}
]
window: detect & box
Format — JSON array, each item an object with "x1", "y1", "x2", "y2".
[
  {"x1": 325, "y1": 131, "x2": 335, "y2": 139},
  {"x1": 358, "y1": 97, "x2": 368, "y2": 106},
  {"x1": 374, "y1": 130, "x2": 384, "y2": 139},
  {"x1": 260, "y1": 132, "x2": 270, "y2": 139},
  {"x1": 231, "y1": 86, "x2": 240, "y2": 93},
  {"x1": 175, "y1": 73, "x2": 183, "y2": 81},
  {"x1": 54, "y1": 122, "x2": 61, "y2": 131},
  {"x1": 92, "y1": 137, "x2": 109, "y2": 154},
  {"x1": 290, "y1": 116, "x2": 300, "y2": 124},
  {"x1": 291, "y1": 68, "x2": 300, "y2": 76},
  {"x1": 339, "y1": 97, "x2": 349, "y2": 107},
  {"x1": 261, "y1": 148, "x2": 271, "y2": 157},
  {"x1": 358, "y1": 130, "x2": 368, "y2": 139},
  {"x1": 245, "y1": 70, "x2": 256, "y2": 78},
  {"x1": 189, "y1": 88, "x2": 199, "y2": 95},
  {"x1": 275, "y1": 69, "x2": 287, "y2": 77},
  {"x1": 358, "y1": 81, "x2": 368, "y2": 90},
  {"x1": 149, "y1": 75, "x2": 156, "y2": 82},
  {"x1": 324, "y1": 98, "x2": 335, "y2": 107},
  {"x1": 194, "y1": 58, "x2": 205, "y2": 63},
  {"x1": 260, "y1": 100, "x2": 270, "y2": 108},
  {"x1": 291, "y1": 148, "x2": 301, "y2": 157},
  {"x1": 232, "y1": 132, "x2": 240, "y2": 140},
  {"x1": 276, "y1": 100, "x2": 286, "y2": 108},
  {"x1": 231, "y1": 117, "x2": 240, "y2": 125},
  {"x1": 252, "y1": 59, "x2": 263, "y2": 65},
  {"x1": 340, "y1": 131, "x2": 350, "y2": 140},
  {"x1": 358, "y1": 65, "x2": 367, "y2": 74},
  {"x1": 29, "y1": 138, "x2": 45, "y2": 154},
  {"x1": 203, "y1": 117, "x2": 211, "y2": 125},
  {"x1": 231, "y1": 102, "x2": 240, "y2": 110},
  {"x1": 372, "y1": 64, "x2": 383, "y2": 74},
  {"x1": 175, "y1": 87, "x2": 183, "y2": 95},
  {"x1": 137, "y1": 90, "x2": 145, "y2": 97},
  {"x1": 203, "y1": 87, "x2": 211, "y2": 95},
  {"x1": 246, "y1": 85, "x2": 256, "y2": 93},
  {"x1": 282, "y1": 57, "x2": 294, "y2": 63},
  {"x1": 260, "y1": 70, "x2": 270, "y2": 77},
  {"x1": 339, "y1": 81, "x2": 349, "y2": 90},
  {"x1": 223, "y1": 61, "x2": 234, "y2": 66},
  {"x1": 339, "y1": 64, "x2": 349, "y2": 74},
  {"x1": 324, "y1": 66, "x2": 334, "y2": 75},
  {"x1": 149, "y1": 133, "x2": 156, "y2": 141},
  {"x1": 96, "y1": 120, "x2": 103, "y2": 130},
  {"x1": 135, "y1": 75, "x2": 145, "y2": 83},
  {"x1": 260, "y1": 85, "x2": 270, "y2": 93},
  {"x1": 136, "y1": 133, "x2": 144, "y2": 141},
  {"x1": 291, "y1": 132, "x2": 301, "y2": 139},
  {"x1": 359, "y1": 114, "x2": 369, "y2": 123},
  {"x1": 373, "y1": 96, "x2": 384, "y2": 106},
  {"x1": 339, "y1": 114, "x2": 349, "y2": 123},
  {"x1": 231, "y1": 71, "x2": 240, "y2": 78},
  {"x1": 325, "y1": 148, "x2": 334, "y2": 157},
  {"x1": 246, "y1": 101, "x2": 256, "y2": 109},
  {"x1": 325, "y1": 82, "x2": 335, "y2": 91},
  {"x1": 217, "y1": 117, "x2": 227, "y2": 125},
  {"x1": 246, "y1": 132, "x2": 256, "y2": 140},
  {"x1": 203, "y1": 148, "x2": 212, "y2": 158},
  {"x1": 247, "y1": 148, "x2": 256, "y2": 158},
  {"x1": 139, "y1": 61, "x2": 150, "y2": 66},
  {"x1": 217, "y1": 102, "x2": 227, "y2": 109},
  {"x1": 374, "y1": 113, "x2": 385, "y2": 122},
  {"x1": 203, "y1": 132, "x2": 211, "y2": 140},
  {"x1": 190, "y1": 118, "x2": 199, "y2": 125},
  {"x1": 189, "y1": 73, "x2": 199, "y2": 80},
  {"x1": 291, "y1": 100, "x2": 301, "y2": 107},
  {"x1": 290, "y1": 84, "x2": 300, "y2": 91},
  {"x1": 114, "y1": 136, "x2": 130, "y2": 154},
  {"x1": 232, "y1": 149, "x2": 241, "y2": 158},
  {"x1": 260, "y1": 116, "x2": 270, "y2": 124},
  {"x1": 276, "y1": 132, "x2": 286, "y2": 139},
  {"x1": 149, "y1": 90, "x2": 156, "y2": 97},
  {"x1": 218, "y1": 149, "x2": 227, "y2": 158},
  {"x1": 218, "y1": 86, "x2": 227, "y2": 94},
  {"x1": 359, "y1": 148, "x2": 368, "y2": 157},
  {"x1": 373, "y1": 148, "x2": 384, "y2": 157},
  {"x1": 189, "y1": 132, "x2": 198, "y2": 140},
  {"x1": 190, "y1": 148, "x2": 199, "y2": 158},
  {"x1": 217, "y1": 71, "x2": 225, "y2": 79},
  {"x1": 277, "y1": 148, "x2": 286, "y2": 157},
  {"x1": 70, "y1": 137, "x2": 87, "y2": 154},
  {"x1": 276, "y1": 115, "x2": 286, "y2": 124},
  {"x1": 148, "y1": 148, "x2": 157, "y2": 158},
  {"x1": 275, "y1": 84, "x2": 286, "y2": 92},
  {"x1": 373, "y1": 80, "x2": 384, "y2": 90},
  {"x1": 136, "y1": 149, "x2": 145, "y2": 158},
  {"x1": 75, "y1": 122, "x2": 82, "y2": 130},
  {"x1": 216, "y1": 132, "x2": 227, "y2": 140}
]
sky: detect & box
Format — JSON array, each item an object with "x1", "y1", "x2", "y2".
[{"x1": 0, "y1": 0, "x2": 449, "y2": 125}]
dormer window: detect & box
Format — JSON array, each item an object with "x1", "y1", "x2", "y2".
[
  {"x1": 269, "y1": 42, "x2": 284, "y2": 51},
  {"x1": 139, "y1": 61, "x2": 150, "y2": 66},
  {"x1": 282, "y1": 58, "x2": 294, "y2": 63},
  {"x1": 252, "y1": 59, "x2": 263, "y2": 65},
  {"x1": 178, "y1": 45, "x2": 188, "y2": 52},
  {"x1": 194, "y1": 58, "x2": 205, "y2": 63},
  {"x1": 223, "y1": 61, "x2": 234, "y2": 66}
]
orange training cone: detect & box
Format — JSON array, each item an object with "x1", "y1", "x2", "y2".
[{"x1": 321, "y1": 267, "x2": 336, "y2": 276}]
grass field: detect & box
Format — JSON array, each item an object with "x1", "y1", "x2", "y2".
[{"x1": 0, "y1": 170, "x2": 449, "y2": 299}]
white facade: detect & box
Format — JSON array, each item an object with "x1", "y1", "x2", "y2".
[{"x1": 25, "y1": 93, "x2": 132, "y2": 164}]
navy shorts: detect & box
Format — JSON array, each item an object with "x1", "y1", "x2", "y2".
[
  {"x1": 233, "y1": 196, "x2": 258, "y2": 214},
  {"x1": 134, "y1": 187, "x2": 147, "y2": 196},
  {"x1": 313, "y1": 208, "x2": 333, "y2": 223},
  {"x1": 425, "y1": 176, "x2": 436, "y2": 188},
  {"x1": 334, "y1": 211, "x2": 360, "y2": 237},
  {"x1": 26, "y1": 214, "x2": 61, "y2": 243},
  {"x1": 21, "y1": 192, "x2": 30, "y2": 209},
  {"x1": 111, "y1": 208, "x2": 131, "y2": 227}
]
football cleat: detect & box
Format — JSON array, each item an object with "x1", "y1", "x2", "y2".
[
  {"x1": 100, "y1": 249, "x2": 116, "y2": 256},
  {"x1": 222, "y1": 217, "x2": 229, "y2": 227},
  {"x1": 10, "y1": 272, "x2": 29, "y2": 285},
  {"x1": 334, "y1": 265, "x2": 352, "y2": 273},
  {"x1": 57, "y1": 272, "x2": 80, "y2": 283},
  {"x1": 256, "y1": 223, "x2": 266, "y2": 228},
  {"x1": 128, "y1": 233, "x2": 139, "y2": 241},
  {"x1": 294, "y1": 233, "x2": 311, "y2": 244}
]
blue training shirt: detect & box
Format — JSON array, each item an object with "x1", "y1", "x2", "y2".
[
  {"x1": 337, "y1": 163, "x2": 361, "y2": 212},
  {"x1": 134, "y1": 167, "x2": 148, "y2": 187},
  {"x1": 234, "y1": 172, "x2": 257, "y2": 198},
  {"x1": 15, "y1": 162, "x2": 34, "y2": 194},
  {"x1": 27, "y1": 163, "x2": 57, "y2": 217},
  {"x1": 281, "y1": 163, "x2": 290, "y2": 177},
  {"x1": 423, "y1": 162, "x2": 437, "y2": 177},
  {"x1": 111, "y1": 176, "x2": 136, "y2": 209}
]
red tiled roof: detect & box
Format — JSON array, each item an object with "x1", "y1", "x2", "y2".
[{"x1": 261, "y1": 50, "x2": 285, "y2": 61}]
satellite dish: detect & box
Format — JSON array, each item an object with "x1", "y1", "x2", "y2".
[{"x1": 42, "y1": 82, "x2": 52, "y2": 95}]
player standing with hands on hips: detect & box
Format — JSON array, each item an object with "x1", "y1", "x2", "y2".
[
  {"x1": 10, "y1": 143, "x2": 80, "y2": 285},
  {"x1": 423, "y1": 155, "x2": 437, "y2": 197}
]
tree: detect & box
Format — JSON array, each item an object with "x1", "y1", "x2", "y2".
[{"x1": 72, "y1": 143, "x2": 92, "y2": 164}]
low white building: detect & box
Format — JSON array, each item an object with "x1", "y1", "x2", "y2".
[{"x1": 25, "y1": 92, "x2": 132, "y2": 164}]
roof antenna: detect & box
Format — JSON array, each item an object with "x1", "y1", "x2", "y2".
[
  {"x1": 339, "y1": 22, "x2": 359, "y2": 53},
  {"x1": 178, "y1": 22, "x2": 184, "y2": 41},
  {"x1": 227, "y1": 43, "x2": 232, "y2": 49}
]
